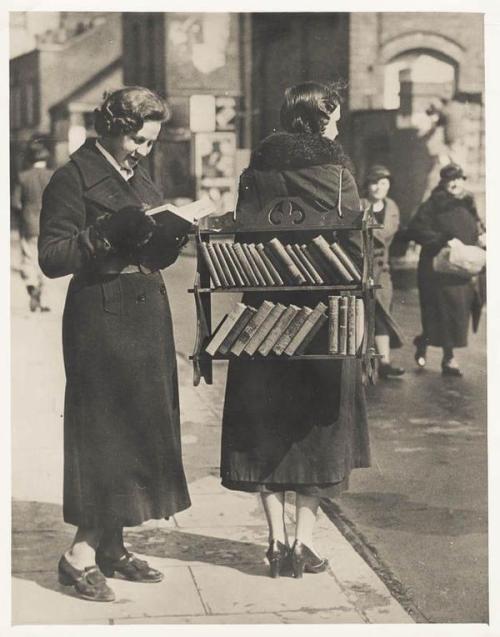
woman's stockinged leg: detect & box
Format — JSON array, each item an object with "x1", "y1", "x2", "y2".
[
  {"x1": 260, "y1": 492, "x2": 288, "y2": 544},
  {"x1": 295, "y1": 494, "x2": 320, "y2": 551},
  {"x1": 375, "y1": 334, "x2": 390, "y2": 364},
  {"x1": 65, "y1": 527, "x2": 103, "y2": 569},
  {"x1": 98, "y1": 526, "x2": 126, "y2": 560}
]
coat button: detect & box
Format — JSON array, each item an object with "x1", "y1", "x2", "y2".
[
  {"x1": 137, "y1": 293, "x2": 146, "y2": 303},
  {"x1": 159, "y1": 284, "x2": 167, "y2": 296}
]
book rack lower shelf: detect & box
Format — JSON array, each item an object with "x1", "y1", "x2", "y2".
[
  {"x1": 190, "y1": 354, "x2": 377, "y2": 361},
  {"x1": 189, "y1": 285, "x2": 381, "y2": 293}
]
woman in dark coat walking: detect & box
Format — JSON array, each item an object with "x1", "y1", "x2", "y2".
[
  {"x1": 39, "y1": 87, "x2": 191, "y2": 602},
  {"x1": 220, "y1": 82, "x2": 370, "y2": 578},
  {"x1": 408, "y1": 163, "x2": 485, "y2": 376}
]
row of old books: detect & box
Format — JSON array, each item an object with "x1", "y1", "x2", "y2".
[
  {"x1": 205, "y1": 294, "x2": 364, "y2": 358},
  {"x1": 199, "y1": 236, "x2": 361, "y2": 288}
]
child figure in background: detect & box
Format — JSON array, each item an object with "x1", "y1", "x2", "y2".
[
  {"x1": 364, "y1": 165, "x2": 405, "y2": 379},
  {"x1": 12, "y1": 139, "x2": 54, "y2": 311}
]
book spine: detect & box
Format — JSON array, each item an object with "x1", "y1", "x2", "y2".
[
  {"x1": 256, "y1": 244, "x2": 284, "y2": 285},
  {"x1": 227, "y1": 243, "x2": 251, "y2": 286},
  {"x1": 338, "y1": 296, "x2": 348, "y2": 355},
  {"x1": 294, "y1": 244, "x2": 324, "y2": 285},
  {"x1": 328, "y1": 296, "x2": 340, "y2": 354},
  {"x1": 302, "y1": 245, "x2": 332, "y2": 284},
  {"x1": 347, "y1": 294, "x2": 356, "y2": 356},
  {"x1": 207, "y1": 243, "x2": 229, "y2": 288},
  {"x1": 241, "y1": 243, "x2": 264, "y2": 286},
  {"x1": 213, "y1": 242, "x2": 236, "y2": 287},
  {"x1": 218, "y1": 307, "x2": 257, "y2": 355},
  {"x1": 355, "y1": 298, "x2": 365, "y2": 353},
  {"x1": 244, "y1": 303, "x2": 287, "y2": 356},
  {"x1": 205, "y1": 303, "x2": 246, "y2": 356},
  {"x1": 284, "y1": 302, "x2": 327, "y2": 356},
  {"x1": 311, "y1": 235, "x2": 354, "y2": 283},
  {"x1": 268, "y1": 238, "x2": 307, "y2": 285},
  {"x1": 230, "y1": 301, "x2": 275, "y2": 356},
  {"x1": 294, "y1": 313, "x2": 328, "y2": 355},
  {"x1": 263, "y1": 244, "x2": 293, "y2": 285},
  {"x1": 248, "y1": 243, "x2": 275, "y2": 286},
  {"x1": 233, "y1": 243, "x2": 259, "y2": 286},
  {"x1": 285, "y1": 244, "x2": 315, "y2": 284},
  {"x1": 331, "y1": 242, "x2": 362, "y2": 282},
  {"x1": 258, "y1": 305, "x2": 299, "y2": 356},
  {"x1": 200, "y1": 242, "x2": 221, "y2": 288},
  {"x1": 220, "y1": 242, "x2": 245, "y2": 287},
  {"x1": 272, "y1": 307, "x2": 313, "y2": 356}
]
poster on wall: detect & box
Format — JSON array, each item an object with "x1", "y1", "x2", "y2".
[
  {"x1": 194, "y1": 132, "x2": 237, "y2": 214},
  {"x1": 166, "y1": 13, "x2": 241, "y2": 94}
]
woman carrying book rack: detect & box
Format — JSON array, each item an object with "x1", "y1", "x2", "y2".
[{"x1": 220, "y1": 82, "x2": 371, "y2": 578}]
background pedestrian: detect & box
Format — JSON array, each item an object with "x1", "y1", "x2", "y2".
[
  {"x1": 12, "y1": 138, "x2": 53, "y2": 311},
  {"x1": 364, "y1": 164, "x2": 405, "y2": 379},
  {"x1": 408, "y1": 163, "x2": 485, "y2": 376}
]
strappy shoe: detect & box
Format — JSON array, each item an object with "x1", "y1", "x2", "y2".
[
  {"x1": 290, "y1": 540, "x2": 328, "y2": 579},
  {"x1": 58, "y1": 555, "x2": 115, "y2": 602},
  {"x1": 265, "y1": 540, "x2": 291, "y2": 578},
  {"x1": 96, "y1": 549, "x2": 164, "y2": 583}
]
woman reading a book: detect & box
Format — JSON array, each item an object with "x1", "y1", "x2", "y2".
[
  {"x1": 220, "y1": 81, "x2": 371, "y2": 578},
  {"x1": 38, "y1": 87, "x2": 192, "y2": 602}
]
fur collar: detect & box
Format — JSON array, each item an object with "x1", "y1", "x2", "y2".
[
  {"x1": 430, "y1": 185, "x2": 478, "y2": 216},
  {"x1": 249, "y1": 132, "x2": 354, "y2": 173}
]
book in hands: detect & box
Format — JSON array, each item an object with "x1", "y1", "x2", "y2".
[{"x1": 145, "y1": 197, "x2": 217, "y2": 224}]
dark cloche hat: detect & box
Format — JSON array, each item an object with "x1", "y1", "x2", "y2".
[
  {"x1": 440, "y1": 162, "x2": 466, "y2": 183},
  {"x1": 365, "y1": 164, "x2": 392, "y2": 183}
]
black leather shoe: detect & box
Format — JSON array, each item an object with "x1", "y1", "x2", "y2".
[
  {"x1": 58, "y1": 555, "x2": 115, "y2": 602},
  {"x1": 442, "y1": 364, "x2": 463, "y2": 377},
  {"x1": 265, "y1": 540, "x2": 291, "y2": 578},
  {"x1": 96, "y1": 549, "x2": 164, "y2": 583},
  {"x1": 379, "y1": 363, "x2": 406, "y2": 379},
  {"x1": 291, "y1": 540, "x2": 328, "y2": 579}
]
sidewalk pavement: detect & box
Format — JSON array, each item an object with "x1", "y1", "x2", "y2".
[{"x1": 11, "y1": 255, "x2": 414, "y2": 625}]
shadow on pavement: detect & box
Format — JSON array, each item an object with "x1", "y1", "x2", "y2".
[{"x1": 12, "y1": 499, "x2": 272, "y2": 598}]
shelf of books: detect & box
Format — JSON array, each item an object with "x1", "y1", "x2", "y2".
[{"x1": 189, "y1": 199, "x2": 379, "y2": 386}]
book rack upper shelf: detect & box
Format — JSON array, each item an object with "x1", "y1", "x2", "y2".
[{"x1": 195, "y1": 198, "x2": 381, "y2": 234}]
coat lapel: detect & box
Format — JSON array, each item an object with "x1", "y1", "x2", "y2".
[{"x1": 70, "y1": 139, "x2": 159, "y2": 213}]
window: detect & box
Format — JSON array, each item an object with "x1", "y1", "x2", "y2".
[{"x1": 384, "y1": 51, "x2": 456, "y2": 110}]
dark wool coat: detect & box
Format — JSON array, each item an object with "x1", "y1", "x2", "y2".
[
  {"x1": 39, "y1": 139, "x2": 191, "y2": 527},
  {"x1": 220, "y1": 132, "x2": 371, "y2": 495},
  {"x1": 407, "y1": 186, "x2": 482, "y2": 349}
]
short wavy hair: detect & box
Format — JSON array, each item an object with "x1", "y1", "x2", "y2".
[
  {"x1": 94, "y1": 86, "x2": 169, "y2": 138},
  {"x1": 280, "y1": 81, "x2": 345, "y2": 135}
]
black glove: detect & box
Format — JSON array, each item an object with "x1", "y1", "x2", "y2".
[{"x1": 95, "y1": 206, "x2": 156, "y2": 252}]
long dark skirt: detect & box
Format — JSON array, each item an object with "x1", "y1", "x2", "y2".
[
  {"x1": 221, "y1": 355, "x2": 370, "y2": 497},
  {"x1": 418, "y1": 260, "x2": 475, "y2": 349},
  {"x1": 62, "y1": 271, "x2": 191, "y2": 528}
]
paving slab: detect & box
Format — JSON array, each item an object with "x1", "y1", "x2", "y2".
[
  {"x1": 175, "y1": 492, "x2": 265, "y2": 529},
  {"x1": 12, "y1": 560, "x2": 204, "y2": 625},
  {"x1": 190, "y1": 563, "x2": 352, "y2": 616}
]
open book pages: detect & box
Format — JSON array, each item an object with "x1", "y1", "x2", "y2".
[{"x1": 145, "y1": 197, "x2": 217, "y2": 224}]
